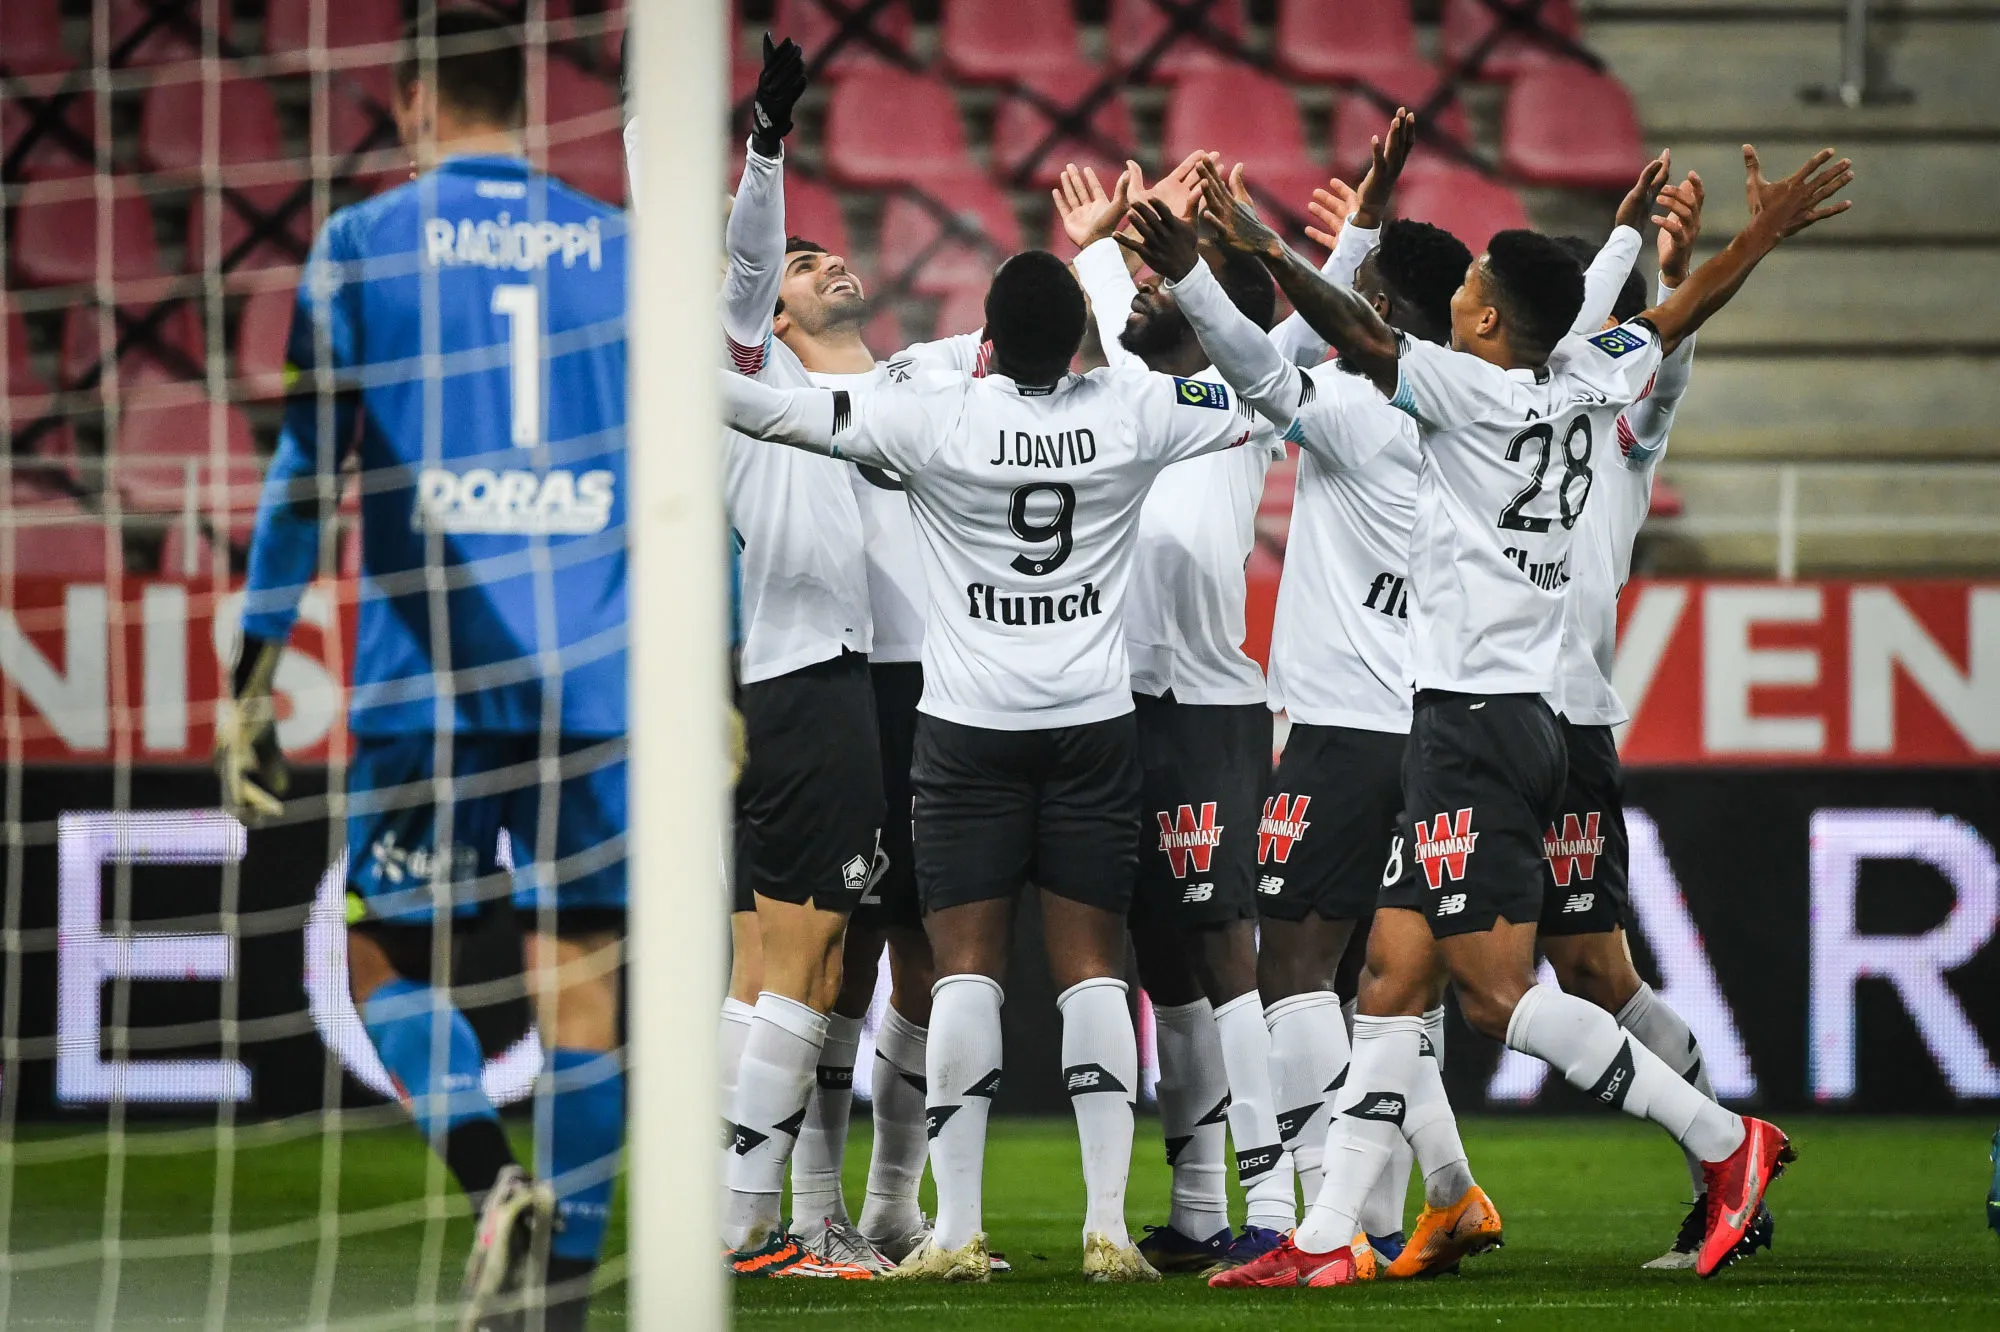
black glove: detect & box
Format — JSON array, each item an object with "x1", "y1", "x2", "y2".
[
  {"x1": 750, "y1": 32, "x2": 808, "y2": 158},
  {"x1": 216, "y1": 633, "x2": 289, "y2": 824}
]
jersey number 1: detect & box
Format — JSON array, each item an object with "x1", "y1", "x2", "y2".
[{"x1": 492, "y1": 284, "x2": 541, "y2": 448}]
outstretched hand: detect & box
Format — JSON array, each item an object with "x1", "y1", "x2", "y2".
[
  {"x1": 1304, "y1": 178, "x2": 1359, "y2": 253},
  {"x1": 1653, "y1": 170, "x2": 1704, "y2": 287},
  {"x1": 1615, "y1": 150, "x2": 1672, "y2": 233},
  {"x1": 1743, "y1": 144, "x2": 1854, "y2": 240},
  {"x1": 1353, "y1": 106, "x2": 1417, "y2": 229},
  {"x1": 1129, "y1": 149, "x2": 1215, "y2": 222},
  {"x1": 1115, "y1": 198, "x2": 1203, "y2": 281},
  {"x1": 1052, "y1": 162, "x2": 1135, "y2": 251},
  {"x1": 750, "y1": 33, "x2": 809, "y2": 156},
  {"x1": 1195, "y1": 157, "x2": 1285, "y2": 260}
]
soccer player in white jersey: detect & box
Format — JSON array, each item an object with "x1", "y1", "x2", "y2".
[
  {"x1": 720, "y1": 249, "x2": 1263, "y2": 1282},
  {"x1": 1052, "y1": 159, "x2": 1296, "y2": 1272},
  {"x1": 712, "y1": 35, "x2": 887, "y2": 1280},
  {"x1": 1543, "y1": 170, "x2": 1773, "y2": 1270},
  {"x1": 1168, "y1": 143, "x2": 1852, "y2": 1288}
]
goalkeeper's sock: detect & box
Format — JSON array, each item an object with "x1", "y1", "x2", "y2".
[
  {"x1": 1615, "y1": 982, "x2": 1716, "y2": 1193},
  {"x1": 1149, "y1": 997, "x2": 1229, "y2": 1240},
  {"x1": 790, "y1": 1013, "x2": 861, "y2": 1230},
  {"x1": 1507, "y1": 983, "x2": 1745, "y2": 1164},
  {"x1": 1265, "y1": 991, "x2": 1347, "y2": 1201},
  {"x1": 859, "y1": 1003, "x2": 929, "y2": 1243},
  {"x1": 1059, "y1": 977, "x2": 1139, "y2": 1248},
  {"x1": 927, "y1": 975, "x2": 1004, "y2": 1251},
  {"x1": 1215, "y1": 990, "x2": 1293, "y2": 1232},
  {"x1": 360, "y1": 977, "x2": 515, "y2": 1201},
  {"x1": 540, "y1": 1049, "x2": 622, "y2": 1328},
  {"x1": 725, "y1": 993, "x2": 825, "y2": 1249}
]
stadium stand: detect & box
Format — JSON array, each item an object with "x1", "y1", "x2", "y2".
[
  {"x1": 771, "y1": 0, "x2": 915, "y2": 79},
  {"x1": 139, "y1": 73, "x2": 288, "y2": 181},
  {"x1": 1275, "y1": 0, "x2": 1419, "y2": 83},
  {"x1": 10, "y1": 178, "x2": 167, "y2": 289},
  {"x1": 941, "y1": 0, "x2": 1081, "y2": 85},
  {"x1": 823, "y1": 69, "x2": 973, "y2": 186},
  {"x1": 1502, "y1": 64, "x2": 1644, "y2": 190},
  {"x1": 1107, "y1": 0, "x2": 1246, "y2": 80},
  {"x1": 0, "y1": 0, "x2": 73, "y2": 77},
  {"x1": 990, "y1": 64, "x2": 1135, "y2": 189}
]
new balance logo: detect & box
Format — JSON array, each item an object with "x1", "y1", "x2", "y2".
[
  {"x1": 1258, "y1": 875, "x2": 1285, "y2": 895},
  {"x1": 1063, "y1": 1062, "x2": 1129, "y2": 1096},
  {"x1": 1543, "y1": 811, "x2": 1605, "y2": 886},
  {"x1": 966, "y1": 1069, "x2": 1003, "y2": 1099},
  {"x1": 1196, "y1": 1095, "x2": 1232, "y2": 1127},
  {"x1": 1437, "y1": 892, "x2": 1467, "y2": 916},
  {"x1": 1181, "y1": 882, "x2": 1215, "y2": 904},
  {"x1": 1258, "y1": 795, "x2": 1312, "y2": 864},
  {"x1": 1349, "y1": 1093, "x2": 1406, "y2": 1125},
  {"x1": 1157, "y1": 803, "x2": 1224, "y2": 878},
  {"x1": 1562, "y1": 892, "x2": 1596, "y2": 914},
  {"x1": 1414, "y1": 808, "x2": 1479, "y2": 888}
]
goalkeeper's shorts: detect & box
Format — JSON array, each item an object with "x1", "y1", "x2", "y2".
[{"x1": 344, "y1": 732, "x2": 626, "y2": 926}]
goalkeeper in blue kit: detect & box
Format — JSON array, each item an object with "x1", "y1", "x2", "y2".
[{"x1": 218, "y1": 13, "x2": 627, "y2": 1329}]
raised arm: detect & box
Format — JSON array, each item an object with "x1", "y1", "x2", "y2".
[
  {"x1": 1623, "y1": 172, "x2": 1706, "y2": 462},
  {"x1": 1639, "y1": 145, "x2": 1852, "y2": 354},
  {"x1": 721, "y1": 34, "x2": 807, "y2": 361},
  {"x1": 1052, "y1": 163, "x2": 1141, "y2": 370},
  {"x1": 1271, "y1": 109, "x2": 1414, "y2": 364},
  {"x1": 720, "y1": 369, "x2": 944, "y2": 476},
  {"x1": 1573, "y1": 154, "x2": 1671, "y2": 336}
]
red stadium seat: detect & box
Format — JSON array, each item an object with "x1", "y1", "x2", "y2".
[
  {"x1": 941, "y1": 0, "x2": 1080, "y2": 85},
  {"x1": 990, "y1": 64, "x2": 1134, "y2": 190},
  {"x1": 108, "y1": 0, "x2": 206, "y2": 67},
  {"x1": 141, "y1": 74, "x2": 287, "y2": 180},
  {"x1": 782, "y1": 177, "x2": 852, "y2": 264},
  {"x1": 264, "y1": 0, "x2": 402, "y2": 55},
  {"x1": 1441, "y1": 0, "x2": 1580, "y2": 81},
  {"x1": 876, "y1": 176, "x2": 1022, "y2": 297},
  {"x1": 113, "y1": 398, "x2": 258, "y2": 511},
  {"x1": 0, "y1": 0, "x2": 71, "y2": 75},
  {"x1": 1502, "y1": 65, "x2": 1645, "y2": 191},
  {"x1": 1647, "y1": 476, "x2": 1684, "y2": 520},
  {"x1": 823, "y1": 71, "x2": 971, "y2": 188},
  {"x1": 10, "y1": 179, "x2": 165, "y2": 290},
  {"x1": 233, "y1": 288, "x2": 294, "y2": 400},
  {"x1": 60, "y1": 302, "x2": 206, "y2": 398},
  {"x1": 1240, "y1": 163, "x2": 1342, "y2": 241},
  {"x1": 185, "y1": 178, "x2": 321, "y2": 281},
  {"x1": 547, "y1": 135, "x2": 626, "y2": 206},
  {"x1": 1329, "y1": 62, "x2": 1473, "y2": 181},
  {"x1": 1163, "y1": 68, "x2": 1312, "y2": 178},
  {"x1": 1395, "y1": 166, "x2": 1533, "y2": 252},
  {"x1": 863, "y1": 308, "x2": 908, "y2": 360},
  {"x1": 539, "y1": 63, "x2": 625, "y2": 203},
  {"x1": 1275, "y1": 0, "x2": 1418, "y2": 83},
  {"x1": 771, "y1": 0, "x2": 916, "y2": 80},
  {"x1": 0, "y1": 501, "x2": 121, "y2": 577},
  {"x1": 2, "y1": 89, "x2": 99, "y2": 179},
  {"x1": 931, "y1": 283, "x2": 987, "y2": 344},
  {"x1": 1108, "y1": 0, "x2": 1247, "y2": 80}
]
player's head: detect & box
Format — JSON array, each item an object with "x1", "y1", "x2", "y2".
[
  {"x1": 1120, "y1": 241, "x2": 1276, "y2": 360},
  {"x1": 984, "y1": 250, "x2": 1086, "y2": 386},
  {"x1": 392, "y1": 12, "x2": 526, "y2": 157},
  {"x1": 772, "y1": 238, "x2": 870, "y2": 340},
  {"x1": 1354, "y1": 220, "x2": 1472, "y2": 346},
  {"x1": 1552, "y1": 234, "x2": 1647, "y2": 330},
  {"x1": 1450, "y1": 230, "x2": 1585, "y2": 365}
]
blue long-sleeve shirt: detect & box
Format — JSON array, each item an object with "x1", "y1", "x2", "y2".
[{"x1": 243, "y1": 154, "x2": 629, "y2": 736}]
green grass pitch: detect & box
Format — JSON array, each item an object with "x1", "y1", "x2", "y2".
[{"x1": 5, "y1": 1116, "x2": 1997, "y2": 1327}]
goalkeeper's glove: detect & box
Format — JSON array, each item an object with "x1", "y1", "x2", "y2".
[
  {"x1": 215, "y1": 634, "x2": 289, "y2": 825},
  {"x1": 749, "y1": 32, "x2": 808, "y2": 158}
]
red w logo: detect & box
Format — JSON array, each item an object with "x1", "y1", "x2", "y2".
[
  {"x1": 1257, "y1": 795, "x2": 1312, "y2": 865},
  {"x1": 1156, "y1": 803, "x2": 1223, "y2": 879},
  {"x1": 1414, "y1": 808, "x2": 1478, "y2": 889},
  {"x1": 1543, "y1": 811, "x2": 1605, "y2": 886}
]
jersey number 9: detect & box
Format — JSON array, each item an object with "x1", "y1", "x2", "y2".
[{"x1": 1009, "y1": 482, "x2": 1076, "y2": 576}]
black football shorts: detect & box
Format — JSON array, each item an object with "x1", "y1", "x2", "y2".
[
  {"x1": 1255, "y1": 723, "x2": 1406, "y2": 924},
  {"x1": 1537, "y1": 719, "x2": 1632, "y2": 936},
  {"x1": 854, "y1": 661, "x2": 924, "y2": 931},
  {"x1": 1400, "y1": 690, "x2": 1567, "y2": 938},
  {"x1": 1128, "y1": 693, "x2": 1269, "y2": 931}
]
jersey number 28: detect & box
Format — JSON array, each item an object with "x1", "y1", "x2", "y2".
[{"x1": 1497, "y1": 416, "x2": 1593, "y2": 532}]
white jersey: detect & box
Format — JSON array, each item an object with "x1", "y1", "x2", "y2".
[
  {"x1": 1552, "y1": 277, "x2": 1697, "y2": 725},
  {"x1": 1074, "y1": 240, "x2": 1282, "y2": 705},
  {"x1": 1391, "y1": 321, "x2": 1666, "y2": 696},
  {"x1": 812, "y1": 335, "x2": 988, "y2": 665},
  {"x1": 720, "y1": 363, "x2": 1262, "y2": 730}
]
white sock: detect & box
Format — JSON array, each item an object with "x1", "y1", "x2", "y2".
[
  {"x1": 1407, "y1": 1006, "x2": 1474, "y2": 1207},
  {"x1": 1615, "y1": 982, "x2": 1715, "y2": 1193},
  {"x1": 927, "y1": 975, "x2": 1004, "y2": 1251},
  {"x1": 860, "y1": 1004, "x2": 929, "y2": 1241},
  {"x1": 1360, "y1": 1135, "x2": 1414, "y2": 1238},
  {"x1": 1293, "y1": 1015, "x2": 1423, "y2": 1254},
  {"x1": 1508, "y1": 983, "x2": 1745, "y2": 1164},
  {"x1": 1265, "y1": 991, "x2": 1347, "y2": 1203},
  {"x1": 719, "y1": 997, "x2": 753, "y2": 1139},
  {"x1": 1059, "y1": 977, "x2": 1139, "y2": 1247},
  {"x1": 790, "y1": 1012, "x2": 860, "y2": 1229},
  {"x1": 724, "y1": 992, "x2": 825, "y2": 1248},
  {"x1": 1214, "y1": 991, "x2": 1292, "y2": 1232},
  {"x1": 1150, "y1": 998, "x2": 1230, "y2": 1240}
]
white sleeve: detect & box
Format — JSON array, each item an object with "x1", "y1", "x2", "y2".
[
  {"x1": 722, "y1": 141, "x2": 784, "y2": 370},
  {"x1": 1075, "y1": 238, "x2": 1141, "y2": 371},
  {"x1": 893, "y1": 331, "x2": 989, "y2": 377},
  {"x1": 1288, "y1": 366, "x2": 1405, "y2": 472},
  {"x1": 1266, "y1": 222, "x2": 1379, "y2": 367},
  {"x1": 1168, "y1": 260, "x2": 1307, "y2": 430},
  {"x1": 1572, "y1": 224, "x2": 1642, "y2": 336},
  {"x1": 1619, "y1": 275, "x2": 1695, "y2": 469},
  {"x1": 719, "y1": 370, "x2": 945, "y2": 473},
  {"x1": 1573, "y1": 319, "x2": 1668, "y2": 409},
  {"x1": 622, "y1": 118, "x2": 641, "y2": 210},
  {"x1": 1386, "y1": 337, "x2": 1518, "y2": 430},
  {"x1": 1112, "y1": 363, "x2": 1259, "y2": 467}
]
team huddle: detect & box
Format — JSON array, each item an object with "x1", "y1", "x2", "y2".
[{"x1": 708, "y1": 31, "x2": 1853, "y2": 1289}]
